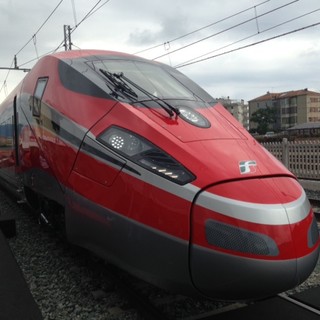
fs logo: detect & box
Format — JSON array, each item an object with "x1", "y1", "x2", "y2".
[{"x1": 239, "y1": 160, "x2": 257, "y2": 174}]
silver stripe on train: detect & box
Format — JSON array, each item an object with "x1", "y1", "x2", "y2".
[{"x1": 197, "y1": 190, "x2": 310, "y2": 225}]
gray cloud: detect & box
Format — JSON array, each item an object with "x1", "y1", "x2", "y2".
[
  {"x1": 0, "y1": 0, "x2": 319, "y2": 103},
  {"x1": 128, "y1": 13, "x2": 191, "y2": 45}
]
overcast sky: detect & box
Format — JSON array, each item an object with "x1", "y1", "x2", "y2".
[{"x1": 0, "y1": 0, "x2": 319, "y2": 103}]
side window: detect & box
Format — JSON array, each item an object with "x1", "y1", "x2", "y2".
[
  {"x1": 33, "y1": 77, "x2": 48, "y2": 117},
  {"x1": 0, "y1": 117, "x2": 13, "y2": 148}
]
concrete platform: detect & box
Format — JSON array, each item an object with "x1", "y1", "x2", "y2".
[
  {"x1": 0, "y1": 230, "x2": 42, "y2": 319},
  {"x1": 292, "y1": 286, "x2": 320, "y2": 310},
  {"x1": 0, "y1": 210, "x2": 16, "y2": 238}
]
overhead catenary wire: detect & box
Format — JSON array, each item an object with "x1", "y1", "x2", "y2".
[
  {"x1": 174, "y1": 7, "x2": 320, "y2": 68},
  {"x1": 0, "y1": 60, "x2": 14, "y2": 95},
  {"x1": 0, "y1": 0, "x2": 65, "y2": 97},
  {"x1": 72, "y1": 0, "x2": 103, "y2": 30},
  {"x1": 152, "y1": 0, "x2": 300, "y2": 60},
  {"x1": 1, "y1": 0, "x2": 112, "y2": 98},
  {"x1": 1, "y1": 0, "x2": 317, "y2": 99},
  {"x1": 13, "y1": 0, "x2": 111, "y2": 68},
  {"x1": 15, "y1": 0, "x2": 65, "y2": 57},
  {"x1": 71, "y1": 0, "x2": 78, "y2": 26},
  {"x1": 133, "y1": 0, "x2": 271, "y2": 55},
  {"x1": 32, "y1": 34, "x2": 39, "y2": 60},
  {"x1": 17, "y1": 0, "x2": 112, "y2": 67},
  {"x1": 1, "y1": 0, "x2": 301, "y2": 70},
  {"x1": 3, "y1": 81, "x2": 7, "y2": 97},
  {"x1": 52, "y1": 0, "x2": 111, "y2": 53},
  {"x1": 78, "y1": 0, "x2": 111, "y2": 22},
  {"x1": 175, "y1": 21, "x2": 320, "y2": 69}
]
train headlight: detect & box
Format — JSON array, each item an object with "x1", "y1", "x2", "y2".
[
  {"x1": 98, "y1": 126, "x2": 195, "y2": 185},
  {"x1": 107, "y1": 132, "x2": 142, "y2": 156},
  {"x1": 178, "y1": 106, "x2": 210, "y2": 128}
]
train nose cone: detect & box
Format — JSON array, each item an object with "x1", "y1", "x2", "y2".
[{"x1": 190, "y1": 177, "x2": 320, "y2": 301}]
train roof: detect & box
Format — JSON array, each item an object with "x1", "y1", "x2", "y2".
[
  {"x1": 49, "y1": 49, "x2": 147, "y2": 63},
  {"x1": 52, "y1": 49, "x2": 131, "y2": 58}
]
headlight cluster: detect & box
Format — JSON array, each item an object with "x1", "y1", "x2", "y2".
[
  {"x1": 178, "y1": 106, "x2": 210, "y2": 128},
  {"x1": 98, "y1": 127, "x2": 195, "y2": 185}
]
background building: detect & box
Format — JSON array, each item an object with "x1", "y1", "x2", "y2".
[
  {"x1": 217, "y1": 98, "x2": 250, "y2": 130},
  {"x1": 248, "y1": 89, "x2": 320, "y2": 132}
]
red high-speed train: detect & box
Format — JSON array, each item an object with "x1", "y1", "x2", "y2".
[{"x1": 0, "y1": 49, "x2": 318, "y2": 300}]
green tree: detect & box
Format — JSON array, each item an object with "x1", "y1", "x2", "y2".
[{"x1": 250, "y1": 107, "x2": 276, "y2": 134}]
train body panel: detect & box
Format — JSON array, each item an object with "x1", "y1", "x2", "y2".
[
  {"x1": 0, "y1": 49, "x2": 318, "y2": 301},
  {"x1": 65, "y1": 186, "x2": 195, "y2": 294}
]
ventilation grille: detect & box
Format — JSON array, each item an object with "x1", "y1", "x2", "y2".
[{"x1": 205, "y1": 220, "x2": 279, "y2": 256}]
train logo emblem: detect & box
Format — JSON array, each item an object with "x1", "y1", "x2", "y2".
[{"x1": 239, "y1": 160, "x2": 257, "y2": 174}]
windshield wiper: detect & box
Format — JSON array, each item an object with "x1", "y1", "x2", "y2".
[
  {"x1": 100, "y1": 68, "x2": 179, "y2": 118},
  {"x1": 113, "y1": 72, "x2": 180, "y2": 118},
  {"x1": 100, "y1": 69, "x2": 138, "y2": 100}
]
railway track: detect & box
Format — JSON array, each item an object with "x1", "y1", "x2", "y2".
[
  {"x1": 100, "y1": 259, "x2": 320, "y2": 320},
  {"x1": 89, "y1": 266, "x2": 320, "y2": 320},
  {"x1": 106, "y1": 273, "x2": 320, "y2": 320}
]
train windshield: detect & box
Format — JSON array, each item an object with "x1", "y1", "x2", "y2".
[{"x1": 91, "y1": 59, "x2": 211, "y2": 102}]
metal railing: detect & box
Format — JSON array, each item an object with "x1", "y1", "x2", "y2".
[{"x1": 262, "y1": 139, "x2": 320, "y2": 179}]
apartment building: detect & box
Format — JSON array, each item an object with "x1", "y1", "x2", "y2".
[
  {"x1": 248, "y1": 89, "x2": 320, "y2": 132},
  {"x1": 217, "y1": 98, "x2": 250, "y2": 130}
]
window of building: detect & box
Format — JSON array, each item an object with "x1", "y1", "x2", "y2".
[{"x1": 289, "y1": 97, "x2": 297, "y2": 106}]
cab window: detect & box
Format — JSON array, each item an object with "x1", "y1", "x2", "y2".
[{"x1": 33, "y1": 77, "x2": 48, "y2": 117}]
